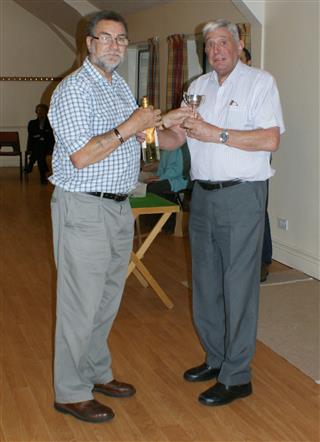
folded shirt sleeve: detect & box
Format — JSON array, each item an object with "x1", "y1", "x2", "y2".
[{"x1": 48, "y1": 83, "x2": 93, "y2": 155}]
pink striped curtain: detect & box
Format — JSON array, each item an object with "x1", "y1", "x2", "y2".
[
  {"x1": 166, "y1": 34, "x2": 188, "y2": 110},
  {"x1": 147, "y1": 37, "x2": 160, "y2": 108}
]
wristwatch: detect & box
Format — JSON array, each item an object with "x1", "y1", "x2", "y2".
[{"x1": 219, "y1": 130, "x2": 229, "y2": 144}]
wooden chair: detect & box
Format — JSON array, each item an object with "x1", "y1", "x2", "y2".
[{"x1": 0, "y1": 131, "x2": 23, "y2": 179}]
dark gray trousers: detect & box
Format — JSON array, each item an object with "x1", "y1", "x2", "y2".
[
  {"x1": 189, "y1": 181, "x2": 266, "y2": 386},
  {"x1": 51, "y1": 187, "x2": 134, "y2": 403}
]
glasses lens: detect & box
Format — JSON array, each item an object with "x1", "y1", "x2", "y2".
[
  {"x1": 94, "y1": 35, "x2": 128, "y2": 46},
  {"x1": 117, "y1": 37, "x2": 129, "y2": 46},
  {"x1": 100, "y1": 35, "x2": 113, "y2": 44}
]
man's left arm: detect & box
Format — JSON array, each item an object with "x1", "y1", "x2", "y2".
[
  {"x1": 184, "y1": 121, "x2": 280, "y2": 152},
  {"x1": 184, "y1": 73, "x2": 284, "y2": 152}
]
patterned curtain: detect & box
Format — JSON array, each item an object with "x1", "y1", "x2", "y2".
[
  {"x1": 147, "y1": 37, "x2": 160, "y2": 108},
  {"x1": 237, "y1": 23, "x2": 251, "y2": 53},
  {"x1": 166, "y1": 34, "x2": 188, "y2": 110}
]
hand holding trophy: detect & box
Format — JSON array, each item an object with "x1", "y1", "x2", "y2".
[{"x1": 183, "y1": 93, "x2": 205, "y2": 118}]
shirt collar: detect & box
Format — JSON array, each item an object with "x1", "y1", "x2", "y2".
[{"x1": 211, "y1": 59, "x2": 243, "y2": 86}]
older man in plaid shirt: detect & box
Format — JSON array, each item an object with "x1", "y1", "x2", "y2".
[{"x1": 48, "y1": 10, "x2": 172, "y2": 424}]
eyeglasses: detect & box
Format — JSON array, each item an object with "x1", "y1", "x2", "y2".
[
  {"x1": 91, "y1": 33, "x2": 129, "y2": 47},
  {"x1": 205, "y1": 39, "x2": 229, "y2": 51}
]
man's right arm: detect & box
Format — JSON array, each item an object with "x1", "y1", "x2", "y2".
[
  {"x1": 157, "y1": 107, "x2": 190, "y2": 150},
  {"x1": 49, "y1": 83, "x2": 162, "y2": 169},
  {"x1": 71, "y1": 107, "x2": 161, "y2": 169}
]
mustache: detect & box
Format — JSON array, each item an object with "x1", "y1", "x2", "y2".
[
  {"x1": 103, "y1": 50, "x2": 121, "y2": 56},
  {"x1": 88, "y1": 49, "x2": 121, "y2": 56},
  {"x1": 93, "y1": 54, "x2": 124, "y2": 73}
]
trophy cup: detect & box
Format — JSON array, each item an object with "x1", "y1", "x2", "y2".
[{"x1": 183, "y1": 92, "x2": 205, "y2": 117}]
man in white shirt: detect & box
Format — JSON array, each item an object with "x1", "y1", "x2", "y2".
[{"x1": 159, "y1": 18, "x2": 285, "y2": 406}]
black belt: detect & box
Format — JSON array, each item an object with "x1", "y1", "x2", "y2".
[
  {"x1": 196, "y1": 179, "x2": 242, "y2": 190},
  {"x1": 86, "y1": 192, "x2": 128, "y2": 202}
]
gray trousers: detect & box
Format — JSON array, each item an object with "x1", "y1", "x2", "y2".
[
  {"x1": 189, "y1": 181, "x2": 266, "y2": 386},
  {"x1": 51, "y1": 187, "x2": 134, "y2": 403}
]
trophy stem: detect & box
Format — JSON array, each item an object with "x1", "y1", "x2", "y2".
[
  {"x1": 191, "y1": 105, "x2": 198, "y2": 118},
  {"x1": 183, "y1": 93, "x2": 205, "y2": 118}
]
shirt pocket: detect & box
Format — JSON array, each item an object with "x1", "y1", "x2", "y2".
[{"x1": 226, "y1": 104, "x2": 250, "y2": 130}]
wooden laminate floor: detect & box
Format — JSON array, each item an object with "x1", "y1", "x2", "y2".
[{"x1": 0, "y1": 168, "x2": 319, "y2": 442}]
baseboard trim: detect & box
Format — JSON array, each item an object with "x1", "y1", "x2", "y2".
[{"x1": 272, "y1": 238, "x2": 320, "y2": 279}]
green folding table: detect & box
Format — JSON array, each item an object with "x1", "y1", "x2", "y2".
[{"x1": 128, "y1": 193, "x2": 180, "y2": 309}]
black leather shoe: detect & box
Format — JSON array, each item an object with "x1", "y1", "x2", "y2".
[
  {"x1": 199, "y1": 381, "x2": 252, "y2": 406},
  {"x1": 183, "y1": 362, "x2": 220, "y2": 382}
]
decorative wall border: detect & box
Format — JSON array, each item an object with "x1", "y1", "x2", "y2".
[{"x1": 0, "y1": 77, "x2": 62, "y2": 81}]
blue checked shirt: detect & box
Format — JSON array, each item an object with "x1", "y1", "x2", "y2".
[{"x1": 48, "y1": 57, "x2": 140, "y2": 193}]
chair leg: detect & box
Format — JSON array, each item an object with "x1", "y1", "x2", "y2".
[{"x1": 19, "y1": 154, "x2": 23, "y2": 180}]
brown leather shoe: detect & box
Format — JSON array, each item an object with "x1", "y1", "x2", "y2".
[
  {"x1": 54, "y1": 399, "x2": 114, "y2": 423},
  {"x1": 93, "y1": 379, "x2": 136, "y2": 398}
]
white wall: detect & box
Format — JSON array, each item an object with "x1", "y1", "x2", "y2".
[
  {"x1": 263, "y1": 1, "x2": 319, "y2": 278},
  {"x1": 0, "y1": 0, "x2": 75, "y2": 165}
]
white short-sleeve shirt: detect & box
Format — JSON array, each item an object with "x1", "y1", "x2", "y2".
[{"x1": 187, "y1": 61, "x2": 285, "y2": 181}]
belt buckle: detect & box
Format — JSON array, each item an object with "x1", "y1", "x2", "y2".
[{"x1": 115, "y1": 194, "x2": 127, "y2": 202}]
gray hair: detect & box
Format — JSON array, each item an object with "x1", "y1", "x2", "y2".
[
  {"x1": 203, "y1": 19, "x2": 240, "y2": 42},
  {"x1": 85, "y1": 10, "x2": 128, "y2": 37}
]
